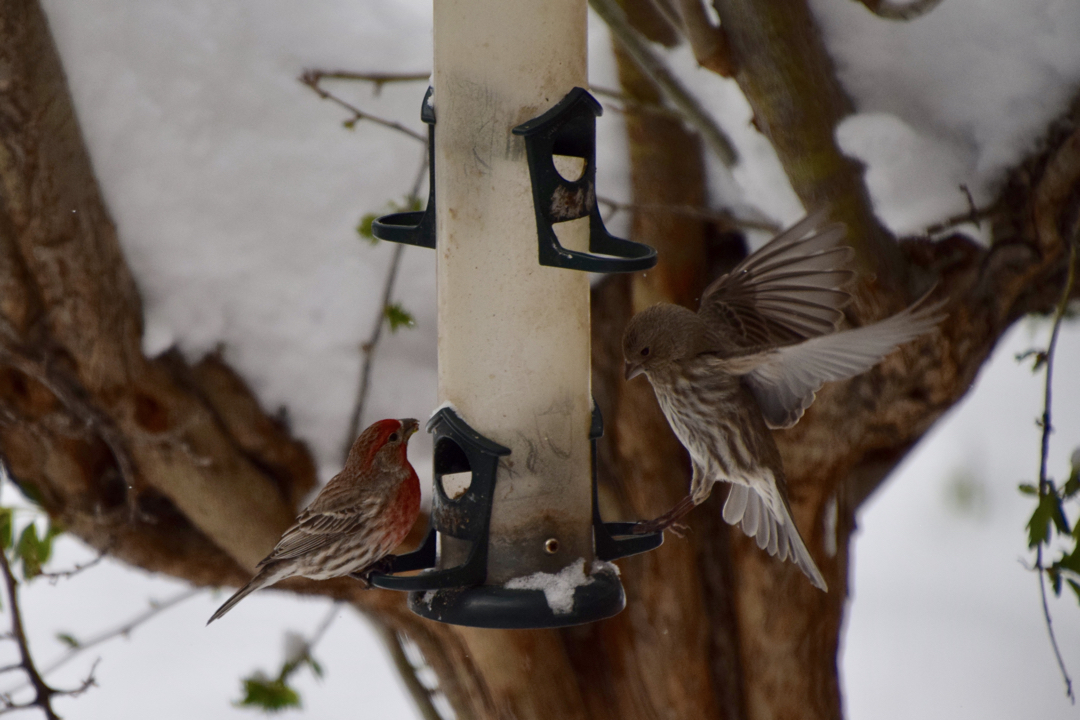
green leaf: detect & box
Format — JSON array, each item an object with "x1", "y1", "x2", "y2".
[
  {"x1": 1056, "y1": 545, "x2": 1080, "y2": 575},
  {"x1": 356, "y1": 213, "x2": 379, "y2": 244},
  {"x1": 1018, "y1": 483, "x2": 1039, "y2": 496},
  {"x1": 0, "y1": 507, "x2": 12, "y2": 549},
  {"x1": 1028, "y1": 493, "x2": 1056, "y2": 548},
  {"x1": 236, "y1": 674, "x2": 301, "y2": 712},
  {"x1": 38, "y1": 523, "x2": 62, "y2": 567},
  {"x1": 384, "y1": 303, "x2": 416, "y2": 333},
  {"x1": 1065, "y1": 465, "x2": 1080, "y2": 499},
  {"x1": 1067, "y1": 579, "x2": 1080, "y2": 605},
  {"x1": 1016, "y1": 348, "x2": 1048, "y2": 370},
  {"x1": 56, "y1": 632, "x2": 80, "y2": 649},
  {"x1": 1026, "y1": 484, "x2": 1071, "y2": 548},
  {"x1": 307, "y1": 657, "x2": 324, "y2": 680},
  {"x1": 16, "y1": 524, "x2": 42, "y2": 579},
  {"x1": 1049, "y1": 565, "x2": 1063, "y2": 596}
]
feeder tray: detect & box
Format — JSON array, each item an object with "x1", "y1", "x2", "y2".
[{"x1": 366, "y1": 406, "x2": 662, "y2": 628}]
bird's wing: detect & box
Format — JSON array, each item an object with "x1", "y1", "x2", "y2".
[
  {"x1": 258, "y1": 497, "x2": 384, "y2": 565},
  {"x1": 698, "y1": 209, "x2": 854, "y2": 350},
  {"x1": 722, "y1": 483, "x2": 827, "y2": 591},
  {"x1": 735, "y1": 295, "x2": 946, "y2": 428}
]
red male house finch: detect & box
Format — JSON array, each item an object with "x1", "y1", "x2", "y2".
[
  {"x1": 208, "y1": 418, "x2": 421, "y2": 623},
  {"x1": 622, "y1": 211, "x2": 944, "y2": 591}
]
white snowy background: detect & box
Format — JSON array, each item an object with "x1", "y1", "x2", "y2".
[{"x1": 1, "y1": 0, "x2": 1077, "y2": 717}]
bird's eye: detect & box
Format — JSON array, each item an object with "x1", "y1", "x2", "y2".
[
  {"x1": 640, "y1": 347, "x2": 650, "y2": 357},
  {"x1": 389, "y1": 432, "x2": 400, "y2": 442}
]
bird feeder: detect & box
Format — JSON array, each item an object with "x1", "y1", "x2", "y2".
[{"x1": 366, "y1": 0, "x2": 662, "y2": 629}]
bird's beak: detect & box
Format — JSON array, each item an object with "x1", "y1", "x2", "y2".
[
  {"x1": 624, "y1": 361, "x2": 644, "y2": 381},
  {"x1": 401, "y1": 419, "x2": 420, "y2": 440}
]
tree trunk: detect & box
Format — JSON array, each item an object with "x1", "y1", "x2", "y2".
[{"x1": 1, "y1": 2, "x2": 1078, "y2": 720}]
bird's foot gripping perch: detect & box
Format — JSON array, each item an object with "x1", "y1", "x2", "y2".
[
  {"x1": 632, "y1": 495, "x2": 697, "y2": 537},
  {"x1": 351, "y1": 555, "x2": 397, "y2": 589}
]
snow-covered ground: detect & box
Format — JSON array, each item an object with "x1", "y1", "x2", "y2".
[{"x1": 3, "y1": 0, "x2": 1077, "y2": 717}]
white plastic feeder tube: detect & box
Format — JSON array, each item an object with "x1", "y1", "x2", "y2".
[{"x1": 433, "y1": 0, "x2": 593, "y2": 584}]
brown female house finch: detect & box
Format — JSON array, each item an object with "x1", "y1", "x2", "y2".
[
  {"x1": 208, "y1": 418, "x2": 420, "y2": 623},
  {"x1": 622, "y1": 211, "x2": 944, "y2": 591}
]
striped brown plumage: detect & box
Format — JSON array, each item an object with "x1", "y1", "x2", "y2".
[
  {"x1": 207, "y1": 418, "x2": 421, "y2": 623},
  {"x1": 622, "y1": 210, "x2": 945, "y2": 590}
]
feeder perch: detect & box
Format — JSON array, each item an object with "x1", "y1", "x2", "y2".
[
  {"x1": 589, "y1": 406, "x2": 664, "y2": 562},
  {"x1": 513, "y1": 87, "x2": 657, "y2": 273},
  {"x1": 367, "y1": 406, "x2": 504, "y2": 593},
  {"x1": 370, "y1": 87, "x2": 437, "y2": 249}
]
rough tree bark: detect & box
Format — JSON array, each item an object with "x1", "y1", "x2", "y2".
[{"x1": 1, "y1": 1, "x2": 1078, "y2": 720}]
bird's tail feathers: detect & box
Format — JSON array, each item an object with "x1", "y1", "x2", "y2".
[
  {"x1": 207, "y1": 564, "x2": 289, "y2": 625},
  {"x1": 722, "y1": 484, "x2": 828, "y2": 591}
]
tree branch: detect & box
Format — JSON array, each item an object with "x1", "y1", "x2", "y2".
[
  {"x1": 589, "y1": 84, "x2": 687, "y2": 122},
  {"x1": 341, "y1": 128, "x2": 427, "y2": 462},
  {"x1": 0, "y1": 549, "x2": 60, "y2": 719},
  {"x1": 590, "y1": 0, "x2": 738, "y2": 167},
  {"x1": 300, "y1": 70, "x2": 430, "y2": 92},
  {"x1": 299, "y1": 71, "x2": 427, "y2": 143},
  {"x1": 39, "y1": 550, "x2": 107, "y2": 583},
  {"x1": 672, "y1": 0, "x2": 734, "y2": 75},
  {"x1": 342, "y1": 244, "x2": 406, "y2": 463},
  {"x1": 856, "y1": 0, "x2": 944, "y2": 21},
  {"x1": 712, "y1": 0, "x2": 909, "y2": 297},
  {"x1": 1033, "y1": 228, "x2": 1078, "y2": 702},
  {"x1": 37, "y1": 588, "x2": 200, "y2": 681},
  {"x1": 376, "y1": 627, "x2": 447, "y2": 720},
  {"x1": 596, "y1": 195, "x2": 780, "y2": 232},
  {"x1": 0, "y1": 323, "x2": 141, "y2": 523}
]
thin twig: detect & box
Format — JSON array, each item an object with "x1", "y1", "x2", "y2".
[
  {"x1": 341, "y1": 141, "x2": 428, "y2": 463},
  {"x1": 0, "y1": 549, "x2": 60, "y2": 719},
  {"x1": 39, "y1": 551, "x2": 107, "y2": 584},
  {"x1": 277, "y1": 601, "x2": 342, "y2": 683},
  {"x1": 596, "y1": 196, "x2": 780, "y2": 232},
  {"x1": 301, "y1": 70, "x2": 430, "y2": 95},
  {"x1": 31, "y1": 587, "x2": 201, "y2": 682},
  {"x1": 300, "y1": 72, "x2": 427, "y2": 143},
  {"x1": 306, "y1": 601, "x2": 340, "y2": 652},
  {"x1": 376, "y1": 626, "x2": 445, "y2": 720},
  {"x1": 925, "y1": 186, "x2": 994, "y2": 236},
  {"x1": 342, "y1": 243, "x2": 407, "y2": 463},
  {"x1": 589, "y1": 0, "x2": 738, "y2": 167},
  {"x1": 924, "y1": 208, "x2": 996, "y2": 236},
  {"x1": 588, "y1": 85, "x2": 686, "y2": 122},
  {"x1": 1034, "y1": 231, "x2": 1078, "y2": 702}
]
